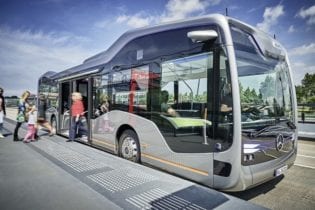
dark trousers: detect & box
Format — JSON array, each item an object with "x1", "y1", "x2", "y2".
[
  {"x1": 14, "y1": 122, "x2": 23, "y2": 140},
  {"x1": 69, "y1": 117, "x2": 87, "y2": 141}
]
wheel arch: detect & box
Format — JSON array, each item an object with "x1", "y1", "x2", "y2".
[
  {"x1": 116, "y1": 124, "x2": 138, "y2": 145},
  {"x1": 116, "y1": 124, "x2": 141, "y2": 162}
]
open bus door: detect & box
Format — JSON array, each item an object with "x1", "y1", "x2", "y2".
[
  {"x1": 59, "y1": 82, "x2": 71, "y2": 136},
  {"x1": 58, "y1": 78, "x2": 91, "y2": 141},
  {"x1": 74, "y1": 78, "x2": 90, "y2": 142}
]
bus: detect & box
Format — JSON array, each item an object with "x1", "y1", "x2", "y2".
[{"x1": 38, "y1": 14, "x2": 297, "y2": 191}]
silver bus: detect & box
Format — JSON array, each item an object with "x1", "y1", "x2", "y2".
[{"x1": 38, "y1": 14, "x2": 297, "y2": 191}]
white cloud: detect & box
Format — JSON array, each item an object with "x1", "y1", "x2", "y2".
[
  {"x1": 257, "y1": 5, "x2": 284, "y2": 33},
  {"x1": 111, "y1": 0, "x2": 219, "y2": 29},
  {"x1": 0, "y1": 27, "x2": 96, "y2": 96},
  {"x1": 290, "y1": 62, "x2": 315, "y2": 85},
  {"x1": 115, "y1": 13, "x2": 153, "y2": 28},
  {"x1": 289, "y1": 43, "x2": 315, "y2": 56},
  {"x1": 161, "y1": 0, "x2": 212, "y2": 22},
  {"x1": 297, "y1": 5, "x2": 315, "y2": 25},
  {"x1": 288, "y1": 25, "x2": 296, "y2": 33}
]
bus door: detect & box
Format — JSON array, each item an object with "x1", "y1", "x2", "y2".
[
  {"x1": 73, "y1": 78, "x2": 90, "y2": 142},
  {"x1": 59, "y1": 82, "x2": 71, "y2": 136}
]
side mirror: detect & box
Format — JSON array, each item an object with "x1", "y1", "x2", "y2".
[{"x1": 187, "y1": 30, "x2": 218, "y2": 43}]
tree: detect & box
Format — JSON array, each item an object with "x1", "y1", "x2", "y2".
[
  {"x1": 296, "y1": 73, "x2": 315, "y2": 104},
  {"x1": 259, "y1": 75, "x2": 275, "y2": 101}
]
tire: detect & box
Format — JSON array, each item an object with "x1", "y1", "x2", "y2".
[{"x1": 119, "y1": 129, "x2": 141, "y2": 163}]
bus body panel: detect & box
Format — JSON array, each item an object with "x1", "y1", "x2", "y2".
[
  {"x1": 37, "y1": 14, "x2": 297, "y2": 191},
  {"x1": 92, "y1": 110, "x2": 214, "y2": 187}
]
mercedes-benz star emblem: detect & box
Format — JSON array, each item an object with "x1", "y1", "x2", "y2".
[{"x1": 276, "y1": 134, "x2": 284, "y2": 151}]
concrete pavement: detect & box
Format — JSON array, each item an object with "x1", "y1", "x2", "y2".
[{"x1": 0, "y1": 120, "x2": 266, "y2": 210}]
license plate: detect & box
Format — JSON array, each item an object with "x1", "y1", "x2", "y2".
[{"x1": 275, "y1": 165, "x2": 288, "y2": 177}]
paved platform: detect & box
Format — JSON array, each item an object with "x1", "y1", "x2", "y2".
[{"x1": 0, "y1": 119, "x2": 266, "y2": 210}]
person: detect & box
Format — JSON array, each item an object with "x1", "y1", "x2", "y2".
[
  {"x1": 36, "y1": 94, "x2": 55, "y2": 136},
  {"x1": 302, "y1": 112, "x2": 305, "y2": 123},
  {"x1": 100, "y1": 95, "x2": 113, "y2": 132},
  {"x1": 23, "y1": 105, "x2": 37, "y2": 143},
  {"x1": 0, "y1": 87, "x2": 6, "y2": 138},
  {"x1": 160, "y1": 90, "x2": 178, "y2": 117},
  {"x1": 13, "y1": 90, "x2": 30, "y2": 141},
  {"x1": 220, "y1": 83, "x2": 233, "y2": 113},
  {"x1": 100, "y1": 95, "x2": 110, "y2": 114},
  {"x1": 68, "y1": 92, "x2": 87, "y2": 142}
]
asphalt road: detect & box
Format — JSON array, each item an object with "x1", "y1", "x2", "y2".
[{"x1": 229, "y1": 139, "x2": 315, "y2": 210}]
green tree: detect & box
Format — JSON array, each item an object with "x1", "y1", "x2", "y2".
[
  {"x1": 259, "y1": 75, "x2": 275, "y2": 101},
  {"x1": 296, "y1": 73, "x2": 315, "y2": 104}
]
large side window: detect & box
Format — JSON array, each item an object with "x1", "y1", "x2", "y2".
[
  {"x1": 93, "y1": 75, "x2": 109, "y2": 119},
  {"x1": 215, "y1": 49, "x2": 233, "y2": 149},
  {"x1": 111, "y1": 65, "x2": 149, "y2": 114},
  {"x1": 155, "y1": 52, "x2": 213, "y2": 153}
]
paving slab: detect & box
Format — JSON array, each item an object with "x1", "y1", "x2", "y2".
[{"x1": 0, "y1": 119, "x2": 267, "y2": 210}]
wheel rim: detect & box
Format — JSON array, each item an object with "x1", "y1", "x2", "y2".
[{"x1": 121, "y1": 136, "x2": 138, "y2": 160}]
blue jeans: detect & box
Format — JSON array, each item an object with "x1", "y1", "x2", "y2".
[{"x1": 69, "y1": 117, "x2": 87, "y2": 141}]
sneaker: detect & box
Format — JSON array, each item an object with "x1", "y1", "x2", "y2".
[
  {"x1": 23, "y1": 140, "x2": 30, "y2": 143},
  {"x1": 0, "y1": 133, "x2": 4, "y2": 138},
  {"x1": 49, "y1": 128, "x2": 56, "y2": 137},
  {"x1": 80, "y1": 135, "x2": 88, "y2": 142}
]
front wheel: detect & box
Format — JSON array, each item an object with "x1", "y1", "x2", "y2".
[{"x1": 119, "y1": 129, "x2": 141, "y2": 163}]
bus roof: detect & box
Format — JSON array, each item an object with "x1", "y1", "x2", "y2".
[
  {"x1": 50, "y1": 14, "x2": 228, "y2": 81},
  {"x1": 39, "y1": 71, "x2": 57, "y2": 80},
  {"x1": 47, "y1": 13, "x2": 285, "y2": 81}
]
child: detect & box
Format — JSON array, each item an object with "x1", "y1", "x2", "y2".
[{"x1": 23, "y1": 105, "x2": 37, "y2": 143}]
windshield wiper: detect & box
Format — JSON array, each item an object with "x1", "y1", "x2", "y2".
[
  {"x1": 278, "y1": 117, "x2": 297, "y2": 130},
  {"x1": 243, "y1": 119, "x2": 296, "y2": 138},
  {"x1": 286, "y1": 120, "x2": 296, "y2": 129},
  {"x1": 243, "y1": 124, "x2": 281, "y2": 138}
]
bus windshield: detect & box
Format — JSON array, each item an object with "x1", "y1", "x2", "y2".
[{"x1": 232, "y1": 27, "x2": 293, "y2": 127}]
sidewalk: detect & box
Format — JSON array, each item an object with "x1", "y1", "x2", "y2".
[{"x1": 0, "y1": 119, "x2": 266, "y2": 210}]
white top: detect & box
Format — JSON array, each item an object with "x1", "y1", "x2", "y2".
[{"x1": 28, "y1": 111, "x2": 37, "y2": 125}]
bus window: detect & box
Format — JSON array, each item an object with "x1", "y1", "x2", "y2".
[
  {"x1": 93, "y1": 75, "x2": 112, "y2": 135},
  {"x1": 157, "y1": 52, "x2": 213, "y2": 153},
  {"x1": 216, "y1": 49, "x2": 233, "y2": 148}
]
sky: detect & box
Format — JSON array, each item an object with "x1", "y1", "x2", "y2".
[{"x1": 0, "y1": 0, "x2": 314, "y2": 96}]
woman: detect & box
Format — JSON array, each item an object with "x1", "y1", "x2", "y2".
[
  {"x1": 0, "y1": 87, "x2": 6, "y2": 138},
  {"x1": 13, "y1": 90, "x2": 30, "y2": 141},
  {"x1": 68, "y1": 92, "x2": 87, "y2": 142}
]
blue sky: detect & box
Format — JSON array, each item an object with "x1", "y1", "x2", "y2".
[{"x1": 0, "y1": 0, "x2": 314, "y2": 96}]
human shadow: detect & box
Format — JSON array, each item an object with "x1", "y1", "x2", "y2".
[{"x1": 227, "y1": 175, "x2": 284, "y2": 200}]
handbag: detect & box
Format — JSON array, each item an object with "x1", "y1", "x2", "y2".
[{"x1": 16, "y1": 113, "x2": 26, "y2": 123}]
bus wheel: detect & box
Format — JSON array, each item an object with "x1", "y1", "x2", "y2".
[{"x1": 119, "y1": 129, "x2": 140, "y2": 163}]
